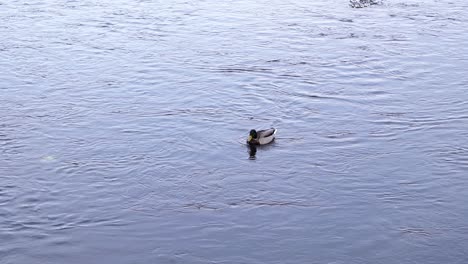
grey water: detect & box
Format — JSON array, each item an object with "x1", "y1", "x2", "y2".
[{"x1": 1, "y1": 0, "x2": 468, "y2": 263}]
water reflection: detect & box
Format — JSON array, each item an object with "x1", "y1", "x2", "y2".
[
  {"x1": 248, "y1": 144, "x2": 257, "y2": 160},
  {"x1": 247, "y1": 142, "x2": 277, "y2": 160}
]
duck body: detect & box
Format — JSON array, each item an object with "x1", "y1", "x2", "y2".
[{"x1": 247, "y1": 128, "x2": 277, "y2": 145}]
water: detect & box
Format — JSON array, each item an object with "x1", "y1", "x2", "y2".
[{"x1": 1, "y1": 0, "x2": 468, "y2": 263}]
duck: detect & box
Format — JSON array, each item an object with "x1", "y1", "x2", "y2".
[{"x1": 247, "y1": 128, "x2": 277, "y2": 145}]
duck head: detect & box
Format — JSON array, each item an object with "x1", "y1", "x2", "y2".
[{"x1": 248, "y1": 129, "x2": 258, "y2": 143}]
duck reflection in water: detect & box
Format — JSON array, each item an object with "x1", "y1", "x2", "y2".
[{"x1": 248, "y1": 144, "x2": 257, "y2": 160}]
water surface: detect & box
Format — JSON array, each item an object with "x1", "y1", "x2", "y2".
[{"x1": 1, "y1": 0, "x2": 468, "y2": 263}]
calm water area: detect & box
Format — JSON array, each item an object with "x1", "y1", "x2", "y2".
[{"x1": 1, "y1": 0, "x2": 468, "y2": 263}]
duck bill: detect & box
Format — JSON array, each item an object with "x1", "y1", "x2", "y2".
[{"x1": 248, "y1": 135, "x2": 252, "y2": 142}]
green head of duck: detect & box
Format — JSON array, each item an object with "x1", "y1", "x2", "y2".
[{"x1": 248, "y1": 129, "x2": 258, "y2": 144}]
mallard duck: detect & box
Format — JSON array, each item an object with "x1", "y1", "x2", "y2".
[{"x1": 247, "y1": 128, "x2": 277, "y2": 145}]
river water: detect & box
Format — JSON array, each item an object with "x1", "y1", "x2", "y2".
[{"x1": 1, "y1": 0, "x2": 468, "y2": 263}]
